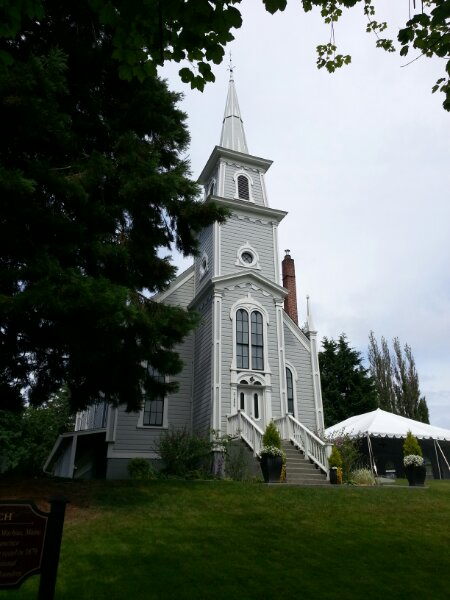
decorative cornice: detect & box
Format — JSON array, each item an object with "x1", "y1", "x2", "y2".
[
  {"x1": 198, "y1": 146, "x2": 272, "y2": 185},
  {"x1": 207, "y1": 195, "x2": 286, "y2": 224}
]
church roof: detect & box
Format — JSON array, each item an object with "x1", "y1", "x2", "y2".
[{"x1": 220, "y1": 68, "x2": 248, "y2": 153}]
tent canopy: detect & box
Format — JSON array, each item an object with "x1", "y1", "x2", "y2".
[{"x1": 325, "y1": 408, "x2": 450, "y2": 441}]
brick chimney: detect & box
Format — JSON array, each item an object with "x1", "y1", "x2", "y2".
[{"x1": 282, "y1": 250, "x2": 298, "y2": 325}]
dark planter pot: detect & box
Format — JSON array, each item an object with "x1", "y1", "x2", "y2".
[
  {"x1": 260, "y1": 455, "x2": 283, "y2": 483},
  {"x1": 329, "y1": 468, "x2": 338, "y2": 484},
  {"x1": 404, "y1": 465, "x2": 427, "y2": 487}
]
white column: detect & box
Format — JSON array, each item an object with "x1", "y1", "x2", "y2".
[{"x1": 211, "y1": 291, "x2": 223, "y2": 434}]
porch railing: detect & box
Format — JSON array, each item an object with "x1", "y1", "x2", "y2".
[
  {"x1": 227, "y1": 410, "x2": 264, "y2": 456},
  {"x1": 75, "y1": 402, "x2": 109, "y2": 431},
  {"x1": 273, "y1": 414, "x2": 332, "y2": 475}
]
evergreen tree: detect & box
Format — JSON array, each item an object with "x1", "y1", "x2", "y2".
[
  {"x1": 319, "y1": 334, "x2": 377, "y2": 427},
  {"x1": 0, "y1": 3, "x2": 226, "y2": 413},
  {"x1": 368, "y1": 333, "x2": 429, "y2": 423}
]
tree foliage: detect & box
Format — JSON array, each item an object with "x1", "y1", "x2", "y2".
[
  {"x1": 0, "y1": 2, "x2": 226, "y2": 413},
  {"x1": 319, "y1": 334, "x2": 377, "y2": 427},
  {"x1": 0, "y1": 387, "x2": 74, "y2": 476},
  {"x1": 1, "y1": 1, "x2": 448, "y2": 107},
  {"x1": 368, "y1": 332, "x2": 430, "y2": 423}
]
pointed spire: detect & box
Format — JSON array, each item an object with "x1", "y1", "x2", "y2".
[{"x1": 220, "y1": 59, "x2": 248, "y2": 154}]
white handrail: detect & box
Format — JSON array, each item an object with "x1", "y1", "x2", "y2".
[
  {"x1": 274, "y1": 414, "x2": 332, "y2": 475},
  {"x1": 227, "y1": 410, "x2": 264, "y2": 456}
]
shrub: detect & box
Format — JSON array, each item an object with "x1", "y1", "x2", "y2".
[
  {"x1": 333, "y1": 435, "x2": 364, "y2": 482},
  {"x1": 157, "y1": 428, "x2": 213, "y2": 477},
  {"x1": 328, "y1": 445, "x2": 342, "y2": 468},
  {"x1": 128, "y1": 458, "x2": 155, "y2": 480},
  {"x1": 351, "y1": 468, "x2": 376, "y2": 486},
  {"x1": 403, "y1": 431, "x2": 422, "y2": 457},
  {"x1": 262, "y1": 421, "x2": 281, "y2": 449}
]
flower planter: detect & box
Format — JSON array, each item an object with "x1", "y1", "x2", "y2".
[
  {"x1": 404, "y1": 465, "x2": 426, "y2": 487},
  {"x1": 260, "y1": 454, "x2": 283, "y2": 483},
  {"x1": 329, "y1": 468, "x2": 338, "y2": 484}
]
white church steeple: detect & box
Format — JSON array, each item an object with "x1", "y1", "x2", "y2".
[{"x1": 219, "y1": 66, "x2": 248, "y2": 153}]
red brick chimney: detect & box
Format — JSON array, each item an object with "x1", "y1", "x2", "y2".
[{"x1": 282, "y1": 250, "x2": 298, "y2": 325}]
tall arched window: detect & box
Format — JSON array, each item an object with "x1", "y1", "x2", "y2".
[
  {"x1": 286, "y1": 367, "x2": 294, "y2": 415},
  {"x1": 236, "y1": 309, "x2": 249, "y2": 369},
  {"x1": 236, "y1": 309, "x2": 264, "y2": 371},
  {"x1": 237, "y1": 175, "x2": 250, "y2": 200},
  {"x1": 251, "y1": 311, "x2": 264, "y2": 370}
]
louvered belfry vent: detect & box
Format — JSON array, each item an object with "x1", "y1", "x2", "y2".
[{"x1": 237, "y1": 175, "x2": 249, "y2": 200}]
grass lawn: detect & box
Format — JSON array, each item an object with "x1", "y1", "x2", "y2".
[{"x1": 1, "y1": 478, "x2": 449, "y2": 599}]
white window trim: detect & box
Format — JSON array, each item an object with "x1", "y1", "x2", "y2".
[
  {"x1": 199, "y1": 251, "x2": 209, "y2": 279},
  {"x1": 230, "y1": 295, "x2": 270, "y2": 372},
  {"x1": 137, "y1": 376, "x2": 169, "y2": 429},
  {"x1": 233, "y1": 170, "x2": 254, "y2": 202},
  {"x1": 207, "y1": 178, "x2": 216, "y2": 198},
  {"x1": 285, "y1": 360, "x2": 298, "y2": 419},
  {"x1": 235, "y1": 242, "x2": 261, "y2": 270}
]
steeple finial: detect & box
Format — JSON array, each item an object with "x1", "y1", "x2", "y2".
[
  {"x1": 220, "y1": 59, "x2": 248, "y2": 154},
  {"x1": 228, "y1": 52, "x2": 234, "y2": 82}
]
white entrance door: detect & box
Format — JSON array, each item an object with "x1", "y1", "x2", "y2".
[{"x1": 238, "y1": 385, "x2": 264, "y2": 426}]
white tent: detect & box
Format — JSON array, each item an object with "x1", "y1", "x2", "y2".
[{"x1": 325, "y1": 408, "x2": 450, "y2": 441}]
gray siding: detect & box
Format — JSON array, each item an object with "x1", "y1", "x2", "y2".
[
  {"x1": 219, "y1": 285, "x2": 281, "y2": 429},
  {"x1": 195, "y1": 224, "x2": 214, "y2": 290},
  {"x1": 192, "y1": 300, "x2": 213, "y2": 436},
  {"x1": 220, "y1": 214, "x2": 275, "y2": 281},
  {"x1": 162, "y1": 267, "x2": 194, "y2": 309},
  {"x1": 222, "y1": 160, "x2": 266, "y2": 207},
  {"x1": 283, "y1": 324, "x2": 317, "y2": 431}
]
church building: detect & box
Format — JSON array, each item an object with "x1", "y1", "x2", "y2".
[{"x1": 45, "y1": 71, "x2": 327, "y2": 479}]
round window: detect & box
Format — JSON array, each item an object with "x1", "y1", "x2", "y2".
[{"x1": 241, "y1": 251, "x2": 253, "y2": 264}]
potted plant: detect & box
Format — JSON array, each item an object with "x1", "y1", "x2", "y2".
[
  {"x1": 328, "y1": 445, "x2": 343, "y2": 484},
  {"x1": 259, "y1": 422, "x2": 285, "y2": 483},
  {"x1": 403, "y1": 431, "x2": 426, "y2": 486}
]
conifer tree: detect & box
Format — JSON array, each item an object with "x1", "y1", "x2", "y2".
[
  {"x1": 319, "y1": 334, "x2": 377, "y2": 427},
  {"x1": 0, "y1": 3, "x2": 226, "y2": 413}
]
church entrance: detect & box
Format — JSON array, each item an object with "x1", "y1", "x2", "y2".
[{"x1": 238, "y1": 381, "x2": 264, "y2": 427}]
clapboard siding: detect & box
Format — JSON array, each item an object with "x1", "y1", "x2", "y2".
[
  {"x1": 222, "y1": 161, "x2": 265, "y2": 207},
  {"x1": 219, "y1": 285, "x2": 281, "y2": 428},
  {"x1": 161, "y1": 266, "x2": 194, "y2": 308},
  {"x1": 283, "y1": 324, "x2": 317, "y2": 431},
  {"x1": 192, "y1": 301, "x2": 213, "y2": 435},
  {"x1": 195, "y1": 224, "x2": 214, "y2": 290},
  {"x1": 220, "y1": 214, "x2": 275, "y2": 281}
]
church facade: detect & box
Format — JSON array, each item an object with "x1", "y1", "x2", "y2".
[{"x1": 45, "y1": 73, "x2": 326, "y2": 479}]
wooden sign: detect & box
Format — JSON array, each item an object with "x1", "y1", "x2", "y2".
[
  {"x1": 0, "y1": 502, "x2": 48, "y2": 588},
  {"x1": 0, "y1": 498, "x2": 67, "y2": 600}
]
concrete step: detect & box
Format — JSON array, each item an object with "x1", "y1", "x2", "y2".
[{"x1": 282, "y1": 440, "x2": 328, "y2": 486}]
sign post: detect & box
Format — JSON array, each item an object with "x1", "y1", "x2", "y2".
[{"x1": 0, "y1": 498, "x2": 67, "y2": 599}]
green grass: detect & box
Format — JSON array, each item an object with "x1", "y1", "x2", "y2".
[{"x1": 2, "y1": 479, "x2": 450, "y2": 599}]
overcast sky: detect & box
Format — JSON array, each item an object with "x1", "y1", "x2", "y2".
[{"x1": 159, "y1": 2, "x2": 450, "y2": 428}]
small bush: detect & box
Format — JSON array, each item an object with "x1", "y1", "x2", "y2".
[
  {"x1": 128, "y1": 458, "x2": 155, "y2": 480},
  {"x1": 328, "y1": 445, "x2": 342, "y2": 468},
  {"x1": 351, "y1": 468, "x2": 376, "y2": 486},
  {"x1": 262, "y1": 421, "x2": 281, "y2": 449},
  {"x1": 157, "y1": 428, "x2": 212, "y2": 477},
  {"x1": 333, "y1": 435, "x2": 364, "y2": 482},
  {"x1": 403, "y1": 431, "x2": 422, "y2": 457}
]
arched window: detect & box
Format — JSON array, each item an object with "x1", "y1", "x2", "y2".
[
  {"x1": 208, "y1": 180, "x2": 215, "y2": 196},
  {"x1": 253, "y1": 393, "x2": 260, "y2": 419},
  {"x1": 236, "y1": 309, "x2": 264, "y2": 371},
  {"x1": 286, "y1": 367, "x2": 294, "y2": 415},
  {"x1": 251, "y1": 311, "x2": 264, "y2": 370},
  {"x1": 237, "y1": 175, "x2": 250, "y2": 200}
]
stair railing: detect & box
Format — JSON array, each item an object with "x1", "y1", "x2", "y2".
[
  {"x1": 227, "y1": 410, "x2": 264, "y2": 456},
  {"x1": 273, "y1": 415, "x2": 332, "y2": 475}
]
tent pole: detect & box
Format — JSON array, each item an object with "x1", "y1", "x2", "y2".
[
  {"x1": 436, "y1": 440, "x2": 450, "y2": 476},
  {"x1": 434, "y1": 439, "x2": 442, "y2": 480}
]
